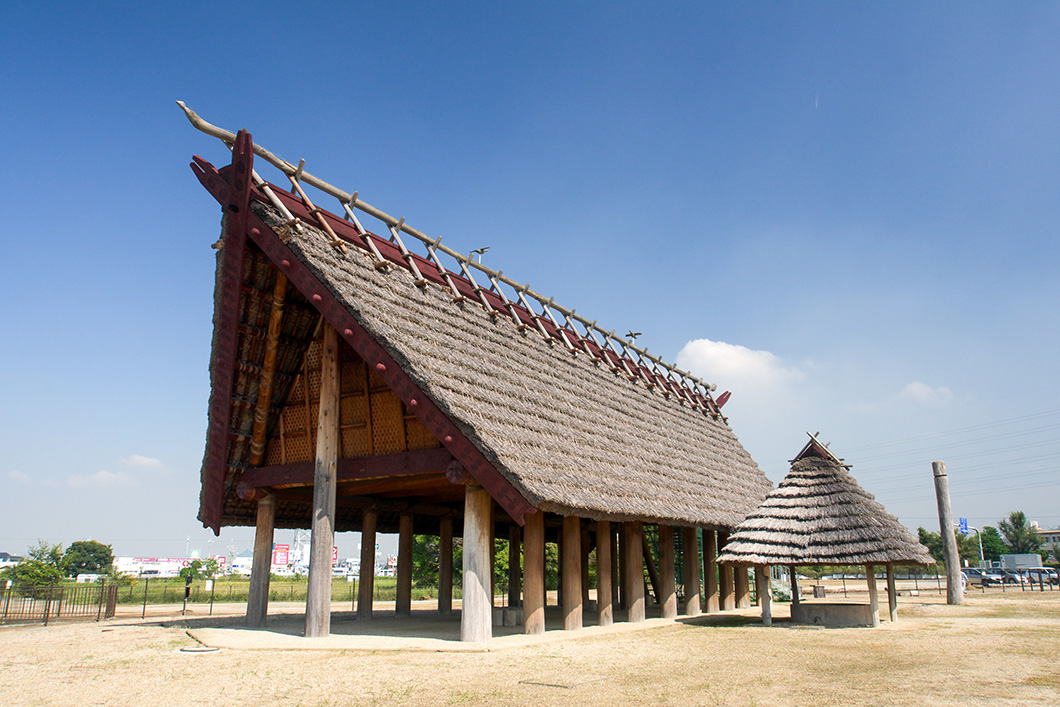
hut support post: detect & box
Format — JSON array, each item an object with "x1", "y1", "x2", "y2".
[
  {"x1": 305, "y1": 324, "x2": 339, "y2": 639},
  {"x1": 612, "y1": 525, "x2": 622, "y2": 609},
  {"x1": 439, "y1": 516, "x2": 453, "y2": 615},
  {"x1": 616, "y1": 524, "x2": 627, "y2": 609},
  {"x1": 461, "y1": 483, "x2": 493, "y2": 643},
  {"x1": 790, "y1": 565, "x2": 800, "y2": 607},
  {"x1": 682, "y1": 526, "x2": 701, "y2": 615},
  {"x1": 562, "y1": 516, "x2": 583, "y2": 630},
  {"x1": 623, "y1": 522, "x2": 645, "y2": 622},
  {"x1": 659, "y1": 525, "x2": 677, "y2": 619},
  {"x1": 523, "y1": 510, "x2": 545, "y2": 634},
  {"x1": 735, "y1": 564, "x2": 751, "y2": 609},
  {"x1": 718, "y1": 530, "x2": 735, "y2": 610},
  {"x1": 508, "y1": 524, "x2": 522, "y2": 608},
  {"x1": 886, "y1": 564, "x2": 898, "y2": 622},
  {"x1": 755, "y1": 566, "x2": 772, "y2": 626},
  {"x1": 703, "y1": 529, "x2": 719, "y2": 613},
  {"x1": 357, "y1": 509, "x2": 377, "y2": 620},
  {"x1": 866, "y1": 564, "x2": 880, "y2": 627},
  {"x1": 596, "y1": 520, "x2": 613, "y2": 626},
  {"x1": 932, "y1": 460, "x2": 964, "y2": 605},
  {"x1": 396, "y1": 513, "x2": 413, "y2": 616},
  {"x1": 246, "y1": 494, "x2": 276, "y2": 628}
]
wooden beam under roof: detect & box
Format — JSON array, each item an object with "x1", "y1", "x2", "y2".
[{"x1": 238, "y1": 447, "x2": 454, "y2": 491}]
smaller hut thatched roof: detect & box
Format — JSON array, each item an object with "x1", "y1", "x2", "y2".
[{"x1": 716, "y1": 437, "x2": 934, "y2": 567}]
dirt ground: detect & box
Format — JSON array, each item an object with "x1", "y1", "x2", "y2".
[{"x1": 2, "y1": 587, "x2": 1059, "y2": 706}]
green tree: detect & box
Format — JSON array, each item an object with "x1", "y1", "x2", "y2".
[
  {"x1": 63, "y1": 540, "x2": 114, "y2": 576},
  {"x1": 1050, "y1": 543, "x2": 1060, "y2": 563},
  {"x1": 979, "y1": 526, "x2": 1007, "y2": 562},
  {"x1": 0, "y1": 540, "x2": 65, "y2": 585},
  {"x1": 998, "y1": 511, "x2": 1042, "y2": 554},
  {"x1": 917, "y1": 527, "x2": 979, "y2": 566},
  {"x1": 178, "y1": 558, "x2": 220, "y2": 581}
]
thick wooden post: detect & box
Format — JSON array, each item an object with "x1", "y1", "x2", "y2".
[
  {"x1": 703, "y1": 529, "x2": 719, "y2": 613},
  {"x1": 790, "y1": 565, "x2": 800, "y2": 607},
  {"x1": 462, "y1": 484, "x2": 493, "y2": 643},
  {"x1": 755, "y1": 566, "x2": 772, "y2": 626},
  {"x1": 246, "y1": 494, "x2": 276, "y2": 627},
  {"x1": 623, "y1": 522, "x2": 645, "y2": 622},
  {"x1": 682, "y1": 526, "x2": 701, "y2": 615},
  {"x1": 357, "y1": 509, "x2": 377, "y2": 620},
  {"x1": 562, "y1": 516, "x2": 583, "y2": 630},
  {"x1": 658, "y1": 525, "x2": 677, "y2": 619},
  {"x1": 396, "y1": 513, "x2": 413, "y2": 616},
  {"x1": 523, "y1": 510, "x2": 545, "y2": 634},
  {"x1": 933, "y1": 461, "x2": 964, "y2": 605},
  {"x1": 305, "y1": 324, "x2": 339, "y2": 639},
  {"x1": 886, "y1": 563, "x2": 898, "y2": 622},
  {"x1": 596, "y1": 520, "x2": 613, "y2": 626},
  {"x1": 439, "y1": 516, "x2": 453, "y2": 615},
  {"x1": 718, "y1": 530, "x2": 735, "y2": 610},
  {"x1": 866, "y1": 564, "x2": 880, "y2": 627},
  {"x1": 508, "y1": 524, "x2": 522, "y2": 607},
  {"x1": 735, "y1": 564, "x2": 751, "y2": 609}
]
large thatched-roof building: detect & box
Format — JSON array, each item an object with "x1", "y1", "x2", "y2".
[{"x1": 184, "y1": 105, "x2": 772, "y2": 641}]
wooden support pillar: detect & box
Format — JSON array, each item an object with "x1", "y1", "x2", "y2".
[
  {"x1": 718, "y1": 530, "x2": 735, "y2": 610},
  {"x1": 562, "y1": 516, "x2": 583, "y2": 630},
  {"x1": 886, "y1": 563, "x2": 898, "y2": 622},
  {"x1": 616, "y1": 523, "x2": 627, "y2": 609},
  {"x1": 611, "y1": 525, "x2": 621, "y2": 609},
  {"x1": 305, "y1": 324, "x2": 339, "y2": 639},
  {"x1": 508, "y1": 524, "x2": 521, "y2": 608},
  {"x1": 682, "y1": 526, "x2": 702, "y2": 615},
  {"x1": 755, "y1": 566, "x2": 772, "y2": 626},
  {"x1": 580, "y1": 524, "x2": 591, "y2": 611},
  {"x1": 461, "y1": 484, "x2": 493, "y2": 643},
  {"x1": 596, "y1": 520, "x2": 613, "y2": 626},
  {"x1": 735, "y1": 564, "x2": 751, "y2": 609},
  {"x1": 790, "y1": 565, "x2": 800, "y2": 607},
  {"x1": 866, "y1": 564, "x2": 880, "y2": 628},
  {"x1": 523, "y1": 510, "x2": 545, "y2": 635},
  {"x1": 623, "y1": 521, "x2": 645, "y2": 622},
  {"x1": 396, "y1": 513, "x2": 413, "y2": 616},
  {"x1": 357, "y1": 508, "x2": 377, "y2": 620},
  {"x1": 703, "y1": 529, "x2": 719, "y2": 613},
  {"x1": 246, "y1": 494, "x2": 276, "y2": 628},
  {"x1": 438, "y1": 516, "x2": 453, "y2": 615},
  {"x1": 658, "y1": 525, "x2": 677, "y2": 619}
]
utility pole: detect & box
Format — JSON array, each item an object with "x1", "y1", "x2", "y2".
[{"x1": 933, "y1": 461, "x2": 963, "y2": 605}]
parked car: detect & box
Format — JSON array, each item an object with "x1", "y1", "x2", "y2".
[
  {"x1": 1022, "y1": 568, "x2": 1059, "y2": 586},
  {"x1": 980, "y1": 569, "x2": 1005, "y2": 586},
  {"x1": 1000, "y1": 570, "x2": 1023, "y2": 584},
  {"x1": 961, "y1": 568, "x2": 985, "y2": 586}
]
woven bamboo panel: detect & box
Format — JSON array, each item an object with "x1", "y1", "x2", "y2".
[
  {"x1": 405, "y1": 414, "x2": 439, "y2": 450},
  {"x1": 306, "y1": 338, "x2": 322, "y2": 371},
  {"x1": 370, "y1": 392, "x2": 405, "y2": 455},
  {"x1": 366, "y1": 365, "x2": 386, "y2": 390},
  {"x1": 339, "y1": 394, "x2": 367, "y2": 424},
  {"x1": 340, "y1": 360, "x2": 363, "y2": 394},
  {"x1": 283, "y1": 431, "x2": 312, "y2": 464},
  {"x1": 341, "y1": 426, "x2": 371, "y2": 457}
]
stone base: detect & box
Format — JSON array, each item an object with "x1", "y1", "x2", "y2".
[{"x1": 791, "y1": 602, "x2": 876, "y2": 628}]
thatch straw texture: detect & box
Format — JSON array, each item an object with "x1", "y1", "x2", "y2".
[
  {"x1": 252, "y1": 202, "x2": 771, "y2": 528},
  {"x1": 715, "y1": 455, "x2": 934, "y2": 566}
]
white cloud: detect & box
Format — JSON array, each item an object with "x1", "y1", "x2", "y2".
[
  {"x1": 121, "y1": 455, "x2": 163, "y2": 470},
  {"x1": 68, "y1": 469, "x2": 135, "y2": 488},
  {"x1": 898, "y1": 381, "x2": 953, "y2": 406},
  {"x1": 8, "y1": 470, "x2": 30, "y2": 484},
  {"x1": 676, "y1": 338, "x2": 804, "y2": 393}
]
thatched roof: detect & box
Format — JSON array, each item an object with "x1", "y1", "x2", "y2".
[
  {"x1": 715, "y1": 440, "x2": 933, "y2": 566},
  {"x1": 191, "y1": 138, "x2": 771, "y2": 534}
]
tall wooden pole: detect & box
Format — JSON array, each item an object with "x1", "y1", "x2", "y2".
[
  {"x1": 357, "y1": 508, "x2": 377, "y2": 620},
  {"x1": 735, "y1": 564, "x2": 751, "y2": 609},
  {"x1": 866, "y1": 564, "x2": 880, "y2": 627},
  {"x1": 790, "y1": 565, "x2": 800, "y2": 607},
  {"x1": 755, "y1": 566, "x2": 772, "y2": 626},
  {"x1": 886, "y1": 563, "x2": 898, "y2": 622},
  {"x1": 682, "y1": 526, "x2": 701, "y2": 615},
  {"x1": 611, "y1": 525, "x2": 621, "y2": 609},
  {"x1": 562, "y1": 516, "x2": 583, "y2": 630},
  {"x1": 703, "y1": 529, "x2": 719, "y2": 613},
  {"x1": 596, "y1": 520, "x2": 613, "y2": 626},
  {"x1": 718, "y1": 530, "x2": 735, "y2": 610},
  {"x1": 461, "y1": 483, "x2": 493, "y2": 643},
  {"x1": 658, "y1": 525, "x2": 677, "y2": 619},
  {"x1": 305, "y1": 324, "x2": 339, "y2": 638},
  {"x1": 623, "y1": 522, "x2": 645, "y2": 622},
  {"x1": 438, "y1": 516, "x2": 453, "y2": 615},
  {"x1": 933, "y1": 461, "x2": 964, "y2": 605},
  {"x1": 523, "y1": 510, "x2": 545, "y2": 634},
  {"x1": 616, "y1": 523, "x2": 627, "y2": 609},
  {"x1": 246, "y1": 494, "x2": 276, "y2": 628},
  {"x1": 396, "y1": 513, "x2": 413, "y2": 616}
]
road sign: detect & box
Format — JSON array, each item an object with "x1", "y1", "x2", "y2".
[{"x1": 959, "y1": 518, "x2": 968, "y2": 535}]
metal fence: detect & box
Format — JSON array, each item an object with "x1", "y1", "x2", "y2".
[{"x1": 0, "y1": 581, "x2": 117, "y2": 626}]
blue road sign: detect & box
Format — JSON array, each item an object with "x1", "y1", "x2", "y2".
[{"x1": 959, "y1": 518, "x2": 968, "y2": 535}]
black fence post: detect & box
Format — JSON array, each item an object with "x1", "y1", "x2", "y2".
[
  {"x1": 142, "y1": 578, "x2": 149, "y2": 619},
  {"x1": 43, "y1": 581, "x2": 54, "y2": 627},
  {"x1": 96, "y1": 579, "x2": 106, "y2": 622}
]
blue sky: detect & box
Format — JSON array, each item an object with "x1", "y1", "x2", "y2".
[{"x1": 1, "y1": 2, "x2": 1057, "y2": 560}]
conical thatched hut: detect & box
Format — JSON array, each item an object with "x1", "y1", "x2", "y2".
[
  {"x1": 182, "y1": 105, "x2": 772, "y2": 642},
  {"x1": 716, "y1": 435, "x2": 933, "y2": 627}
]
